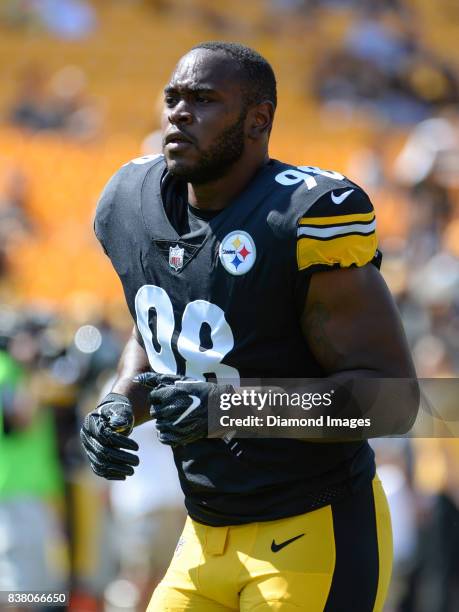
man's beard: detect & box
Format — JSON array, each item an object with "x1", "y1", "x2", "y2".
[{"x1": 166, "y1": 110, "x2": 246, "y2": 185}]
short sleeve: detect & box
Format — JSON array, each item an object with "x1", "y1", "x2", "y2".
[{"x1": 296, "y1": 187, "x2": 380, "y2": 273}]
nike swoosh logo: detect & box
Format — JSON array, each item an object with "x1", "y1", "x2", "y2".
[
  {"x1": 331, "y1": 189, "x2": 354, "y2": 205},
  {"x1": 173, "y1": 395, "x2": 201, "y2": 426},
  {"x1": 271, "y1": 533, "x2": 305, "y2": 553}
]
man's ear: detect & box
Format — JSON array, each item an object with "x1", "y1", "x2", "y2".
[{"x1": 247, "y1": 101, "x2": 275, "y2": 140}]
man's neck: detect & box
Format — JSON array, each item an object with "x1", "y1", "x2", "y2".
[{"x1": 188, "y1": 153, "x2": 270, "y2": 211}]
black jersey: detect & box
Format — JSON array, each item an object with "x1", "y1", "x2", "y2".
[{"x1": 95, "y1": 154, "x2": 380, "y2": 526}]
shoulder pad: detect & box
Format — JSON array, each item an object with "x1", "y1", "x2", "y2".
[
  {"x1": 94, "y1": 154, "x2": 165, "y2": 247},
  {"x1": 122, "y1": 153, "x2": 164, "y2": 168},
  {"x1": 296, "y1": 187, "x2": 378, "y2": 272}
]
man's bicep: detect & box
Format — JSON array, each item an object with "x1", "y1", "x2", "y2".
[{"x1": 301, "y1": 264, "x2": 415, "y2": 377}]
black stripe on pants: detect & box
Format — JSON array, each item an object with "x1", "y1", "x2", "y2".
[{"x1": 324, "y1": 482, "x2": 380, "y2": 612}]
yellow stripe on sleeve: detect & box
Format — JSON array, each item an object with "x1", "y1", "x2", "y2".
[
  {"x1": 299, "y1": 212, "x2": 375, "y2": 227},
  {"x1": 297, "y1": 232, "x2": 378, "y2": 271}
]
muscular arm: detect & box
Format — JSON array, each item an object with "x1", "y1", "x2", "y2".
[
  {"x1": 302, "y1": 264, "x2": 415, "y2": 379},
  {"x1": 110, "y1": 325, "x2": 153, "y2": 426},
  {"x1": 300, "y1": 264, "x2": 418, "y2": 435}
]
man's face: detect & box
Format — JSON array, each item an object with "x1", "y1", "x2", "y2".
[{"x1": 162, "y1": 50, "x2": 247, "y2": 184}]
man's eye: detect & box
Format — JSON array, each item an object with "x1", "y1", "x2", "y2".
[
  {"x1": 165, "y1": 96, "x2": 177, "y2": 106},
  {"x1": 196, "y1": 96, "x2": 210, "y2": 104}
]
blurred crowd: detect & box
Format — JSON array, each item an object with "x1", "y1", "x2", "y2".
[
  {"x1": 0, "y1": 304, "x2": 185, "y2": 611},
  {"x1": 312, "y1": 2, "x2": 459, "y2": 124},
  {"x1": 0, "y1": 0, "x2": 96, "y2": 40},
  {"x1": 8, "y1": 64, "x2": 102, "y2": 140},
  {"x1": 1, "y1": 0, "x2": 459, "y2": 611}
]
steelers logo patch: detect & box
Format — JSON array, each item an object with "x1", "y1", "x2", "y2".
[{"x1": 219, "y1": 231, "x2": 256, "y2": 276}]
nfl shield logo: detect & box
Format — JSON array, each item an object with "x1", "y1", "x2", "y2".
[{"x1": 169, "y1": 244, "x2": 184, "y2": 271}]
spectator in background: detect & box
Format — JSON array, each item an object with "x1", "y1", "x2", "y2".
[
  {"x1": 390, "y1": 112, "x2": 459, "y2": 378},
  {"x1": 0, "y1": 322, "x2": 68, "y2": 609},
  {"x1": 371, "y1": 439, "x2": 422, "y2": 612},
  {"x1": 8, "y1": 64, "x2": 103, "y2": 139},
  {"x1": 394, "y1": 113, "x2": 459, "y2": 188},
  {"x1": 0, "y1": 0, "x2": 40, "y2": 29},
  {"x1": 312, "y1": 48, "x2": 388, "y2": 114},
  {"x1": 34, "y1": 0, "x2": 96, "y2": 40},
  {"x1": 48, "y1": 66, "x2": 103, "y2": 140},
  {"x1": 0, "y1": 306, "x2": 134, "y2": 609},
  {"x1": 426, "y1": 441, "x2": 459, "y2": 612},
  {"x1": 0, "y1": 0, "x2": 96, "y2": 39},
  {"x1": 345, "y1": 9, "x2": 414, "y2": 75},
  {"x1": 394, "y1": 113, "x2": 459, "y2": 265},
  {"x1": 8, "y1": 65, "x2": 58, "y2": 131},
  {"x1": 108, "y1": 422, "x2": 185, "y2": 611},
  {"x1": 0, "y1": 161, "x2": 33, "y2": 279},
  {"x1": 312, "y1": 4, "x2": 459, "y2": 124}
]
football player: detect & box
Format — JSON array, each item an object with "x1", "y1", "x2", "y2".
[{"x1": 81, "y1": 42, "x2": 416, "y2": 611}]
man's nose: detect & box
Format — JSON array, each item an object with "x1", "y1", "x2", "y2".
[{"x1": 168, "y1": 101, "x2": 193, "y2": 126}]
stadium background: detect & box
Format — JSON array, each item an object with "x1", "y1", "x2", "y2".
[{"x1": 1, "y1": 1, "x2": 459, "y2": 610}]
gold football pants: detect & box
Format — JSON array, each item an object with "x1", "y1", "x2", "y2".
[{"x1": 148, "y1": 477, "x2": 392, "y2": 611}]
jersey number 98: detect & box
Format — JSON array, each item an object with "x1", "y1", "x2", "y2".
[{"x1": 135, "y1": 285, "x2": 240, "y2": 384}]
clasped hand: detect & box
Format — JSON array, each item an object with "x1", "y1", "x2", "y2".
[
  {"x1": 136, "y1": 372, "x2": 234, "y2": 447},
  {"x1": 81, "y1": 375, "x2": 234, "y2": 480}
]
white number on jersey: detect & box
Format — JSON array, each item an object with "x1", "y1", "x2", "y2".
[
  {"x1": 135, "y1": 285, "x2": 240, "y2": 384},
  {"x1": 274, "y1": 165, "x2": 345, "y2": 190}
]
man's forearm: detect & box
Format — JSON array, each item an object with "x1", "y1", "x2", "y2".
[
  {"x1": 294, "y1": 370, "x2": 419, "y2": 440},
  {"x1": 111, "y1": 326, "x2": 152, "y2": 426},
  {"x1": 224, "y1": 372, "x2": 419, "y2": 441}
]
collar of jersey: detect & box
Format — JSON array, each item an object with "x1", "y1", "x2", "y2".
[{"x1": 141, "y1": 157, "x2": 283, "y2": 245}]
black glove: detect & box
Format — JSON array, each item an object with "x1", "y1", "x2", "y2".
[
  {"x1": 80, "y1": 392, "x2": 139, "y2": 480},
  {"x1": 135, "y1": 372, "x2": 234, "y2": 447}
]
